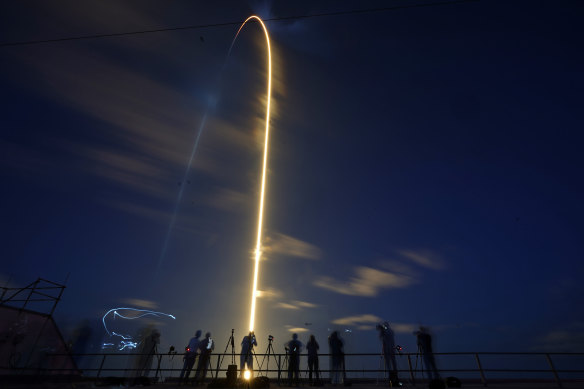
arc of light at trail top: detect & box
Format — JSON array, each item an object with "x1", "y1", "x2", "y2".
[{"x1": 232, "y1": 15, "x2": 272, "y2": 332}]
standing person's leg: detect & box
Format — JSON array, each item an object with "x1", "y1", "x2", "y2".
[
  {"x1": 194, "y1": 354, "x2": 205, "y2": 383},
  {"x1": 423, "y1": 353, "x2": 435, "y2": 380},
  {"x1": 308, "y1": 357, "x2": 314, "y2": 384},
  {"x1": 315, "y1": 357, "x2": 320, "y2": 380},
  {"x1": 428, "y1": 353, "x2": 439, "y2": 379},
  {"x1": 389, "y1": 351, "x2": 398, "y2": 379},
  {"x1": 187, "y1": 357, "x2": 197, "y2": 383},
  {"x1": 179, "y1": 357, "x2": 193, "y2": 383},
  {"x1": 288, "y1": 356, "x2": 293, "y2": 384},
  {"x1": 179, "y1": 358, "x2": 188, "y2": 381},
  {"x1": 201, "y1": 354, "x2": 210, "y2": 380}
]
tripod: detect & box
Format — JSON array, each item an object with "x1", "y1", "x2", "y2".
[
  {"x1": 411, "y1": 344, "x2": 424, "y2": 385},
  {"x1": 376, "y1": 348, "x2": 385, "y2": 385},
  {"x1": 215, "y1": 329, "x2": 236, "y2": 378},
  {"x1": 258, "y1": 336, "x2": 279, "y2": 377}
]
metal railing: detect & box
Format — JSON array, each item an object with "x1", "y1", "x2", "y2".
[{"x1": 7, "y1": 351, "x2": 582, "y2": 387}]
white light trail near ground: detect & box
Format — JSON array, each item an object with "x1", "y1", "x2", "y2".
[{"x1": 230, "y1": 16, "x2": 273, "y2": 332}]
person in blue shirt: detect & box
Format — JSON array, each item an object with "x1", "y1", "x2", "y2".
[
  {"x1": 240, "y1": 331, "x2": 258, "y2": 375},
  {"x1": 286, "y1": 333, "x2": 303, "y2": 386},
  {"x1": 179, "y1": 330, "x2": 201, "y2": 385}
]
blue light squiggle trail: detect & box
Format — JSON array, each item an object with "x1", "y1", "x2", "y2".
[{"x1": 102, "y1": 307, "x2": 176, "y2": 350}]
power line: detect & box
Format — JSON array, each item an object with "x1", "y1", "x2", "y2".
[{"x1": 0, "y1": 0, "x2": 478, "y2": 48}]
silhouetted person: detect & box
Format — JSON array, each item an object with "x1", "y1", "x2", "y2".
[
  {"x1": 71, "y1": 319, "x2": 93, "y2": 368},
  {"x1": 328, "y1": 331, "x2": 344, "y2": 385},
  {"x1": 286, "y1": 333, "x2": 303, "y2": 386},
  {"x1": 240, "y1": 331, "x2": 257, "y2": 374},
  {"x1": 414, "y1": 326, "x2": 440, "y2": 380},
  {"x1": 133, "y1": 328, "x2": 160, "y2": 384},
  {"x1": 306, "y1": 334, "x2": 320, "y2": 385},
  {"x1": 377, "y1": 321, "x2": 399, "y2": 384},
  {"x1": 179, "y1": 330, "x2": 201, "y2": 385},
  {"x1": 194, "y1": 332, "x2": 214, "y2": 384}
]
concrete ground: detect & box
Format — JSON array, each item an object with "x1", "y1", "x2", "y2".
[{"x1": 0, "y1": 378, "x2": 578, "y2": 389}]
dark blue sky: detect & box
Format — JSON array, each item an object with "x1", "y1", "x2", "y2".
[{"x1": 1, "y1": 0, "x2": 583, "y2": 356}]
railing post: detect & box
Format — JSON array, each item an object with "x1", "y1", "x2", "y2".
[
  {"x1": 545, "y1": 353, "x2": 562, "y2": 388},
  {"x1": 277, "y1": 355, "x2": 281, "y2": 384},
  {"x1": 407, "y1": 354, "x2": 415, "y2": 385},
  {"x1": 474, "y1": 353, "x2": 487, "y2": 386},
  {"x1": 96, "y1": 354, "x2": 107, "y2": 378}
]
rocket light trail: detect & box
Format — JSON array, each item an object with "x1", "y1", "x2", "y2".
[{"x1": 230, "y1": 16, "x2": 273, "y2": 333}]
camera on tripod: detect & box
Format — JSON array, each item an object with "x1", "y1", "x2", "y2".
[{"x1": 268, "y1": 335, "x2": 274, "y2": 342}]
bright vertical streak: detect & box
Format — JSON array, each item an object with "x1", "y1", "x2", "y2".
[{"x1": 233, "y1": 15, "x2": 272, "y2": 332}]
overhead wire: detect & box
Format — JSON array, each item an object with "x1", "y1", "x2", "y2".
[{"x1": 0, "y1": 0, "x2": 478, "y2": 48}]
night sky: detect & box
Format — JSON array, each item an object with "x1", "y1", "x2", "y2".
[{"x1": 2, "y1": 0, "x2": 584, "y2": 357}]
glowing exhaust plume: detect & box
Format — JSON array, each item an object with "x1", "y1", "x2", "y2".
[{"x1": 230, "y1": 16, "x2": 272, "y2": 332}]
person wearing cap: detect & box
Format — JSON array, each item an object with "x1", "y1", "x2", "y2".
[{"x1": 179, "y1": 330, "x2": 201, "y2": 385}]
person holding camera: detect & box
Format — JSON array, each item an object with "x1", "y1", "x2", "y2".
[
  {"x1": 377, "y1": 322, "x2": 399, "y2": 385},
  {"x1": 240, "y1": 331, "x2": 258, "y2": 375}
]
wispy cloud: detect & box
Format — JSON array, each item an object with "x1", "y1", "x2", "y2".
[
  {"x1": 264, "y1": 232, "x2": 322, "y2": 260},
  {"x1": 398, "y1": 249, "x2": 445, "y2": 270},
  {"x1": 293, "y1": 300, "x2": 318, "y2": 308},
  {"x1": 314, "y1": 267, "x2": 416, "y2": 296},
  {"x1": 314, "y1": 249, "x2": 445, "y2": 297},
  {"x1": 533, "y1": 322, "x2": 584, "y2": 352},
  {"x1": 275, "y1": 299, "x2": 318, "y2": 310},
  {"x1": 256, "y1": 287, "x2": 283, "y2": 300},
  {"x1": 286, "y1": 327, "x2": 309, "y2": 333},
  {"x1": 332, "y1": 314, "x2": 417, "y2": 333},
  {"x1": 276, "y1": 302, "x2": 300, "y2": 310},
  {"x1": 332, "y1": 314, "x2": 382, "y2": 326},
  {"x1": 119, "y1": 298, "x2": 158, "y2": 310}
]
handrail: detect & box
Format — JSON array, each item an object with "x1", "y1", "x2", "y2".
[{"x1": 13, "y1": 350, "x2": 581, "y2": 387}]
